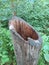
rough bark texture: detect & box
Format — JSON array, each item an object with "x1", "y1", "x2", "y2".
[{"x1": 9, "y1": 16, "x2": 42, "y2": 65}]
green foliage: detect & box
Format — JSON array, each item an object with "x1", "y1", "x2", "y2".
[
  {"x1": 0, "y1": 20, "x2": 8, "y2": 28},
  {"x1": 0, "y1": 28, "x2": 16, "y2": 65},
  {"x1": 42, "y1": 35, "x2": 49, "y2": 63},
  {"x1": 38, "y1": 34, "x2": 49, "y2": 65},
  {"x1": 0, "y1": 0, "x2": 49, "y2": 35}
]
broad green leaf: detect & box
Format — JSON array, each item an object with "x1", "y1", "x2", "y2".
[
  {"x1": 44, "y1": 54, "x2": 49, "y2": 62},
  {"x1": 47, "y1": 28, "x2": 49, "y2": 32},
  {"x1": 1, "y1": 55, "x2": 9, "y2": 64}
]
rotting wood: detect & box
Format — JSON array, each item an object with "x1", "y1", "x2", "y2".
[{"x1": 9, "y1": 16, "x2": 42, "y2": 65}]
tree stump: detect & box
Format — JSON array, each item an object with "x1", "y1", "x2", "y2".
[{"x1": 9, "y1": 16, "x2": 42, "y2": 65}]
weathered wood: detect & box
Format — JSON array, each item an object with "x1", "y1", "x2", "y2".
[{"x1": 9, "y1": 16, "x2": 42, "y2": 65}]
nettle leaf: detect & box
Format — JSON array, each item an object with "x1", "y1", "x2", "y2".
[
  {"x1": 42, "y1": 35, "x2": 48, "y2": 42},
  {"x1": 0, "y1": 53, "x2": 2, "y2": 56},
  {"x1": 2, "y1": 51, "x2": 8, "y2": 54},
  {"x1": 1, "y1": 55, "x2": 9, "y2": 64},
  {"x1": 43, "y1": 44, "x2": 49, "y2": 53},
  {"x1": 47, "y1": 28, "x2": 49, "y2": 32},
  {"x1": 44, "y1": 53, "x2": 49, "y2": 62}
]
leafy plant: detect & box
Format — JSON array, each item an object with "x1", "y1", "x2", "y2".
[
  {"x1": 42, "y1": 35, "x2": 49, "y2": 63},
  {"x1": 0, "y1": 27, "x2": 16, "y2": 65}
]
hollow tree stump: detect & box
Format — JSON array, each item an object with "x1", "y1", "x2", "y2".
[{"x1": 9, "y1": 16, "x2": 42, "y2": 65}]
